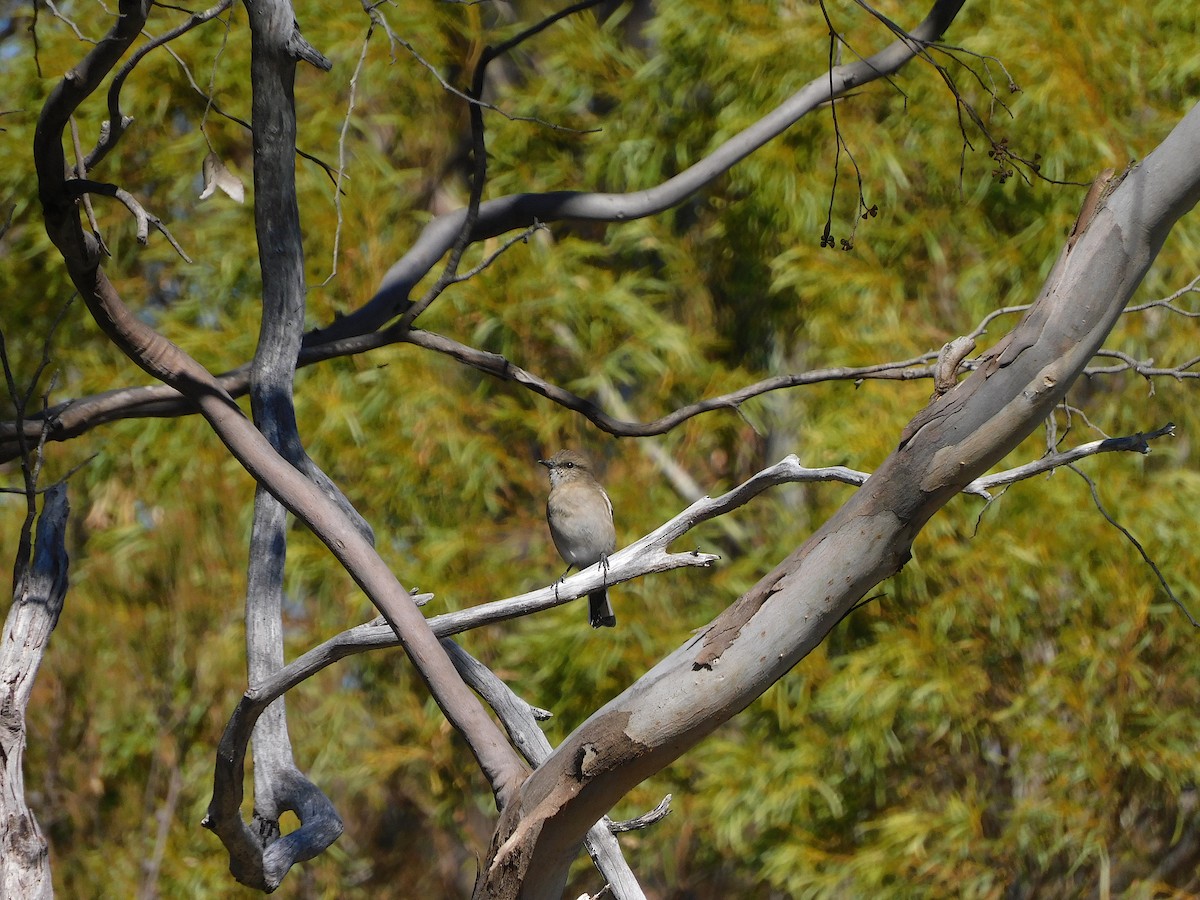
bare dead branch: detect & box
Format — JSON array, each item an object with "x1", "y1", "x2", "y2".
[
  {"x1": 816, "y1": 1, "x2": 875, "y2": 251},
  {"x1": 0, "y1": 327, "x2": 944, "y2": 458},
  {"x1": 1124, "y1": 274, "x2": 1200, "y2": 314},
  {"x1": 42, "y1": 0, "x2": 96, "y2": 45},
  {"x1": 141, "y1": 14, "x2": 343, "y2": 186},
  {"x1": 448, "y1": 221, "x2": 550, "y2": 285},
  {"x1": 7, "y1": 249, "x2": 1200, "y2": 463},
  {"x1": 397, "y1": 0, "x2": 608, "y2": 330},
  {"x1": 89, "y1": 0, "x2": 234, "y2": 170},
  {"x1": 64, "y1": 179, "x2": 192, "y2": 261},
  {"x1": 0, "y1": 296, "x2": 72, "y2": 584},
  {"x1": 320, "y1": 13, "x2": 374, "y2": 285},
  {"x1": 213, "y1": 411, "x2": 1180, "y2": 725},
  {"x1": 1086, "y1": 349, "x2": 1200, "y2": 385},
  {"x1": 608, "y1": 796, "x2": 672, "y2": 834},
  {"x1": 69, "y1": 117, "x2": 107, "y2": 255},
  {"x1": 967, "y1": 422, "x2": 1177, "y2": 499},
  {"x1": 849, "y1": 0, "x2": 1067, "y2": 189}
]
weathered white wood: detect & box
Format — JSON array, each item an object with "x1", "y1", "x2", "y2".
[{"x1": 0, "y1": 485, "x2": 69, "y2": 900}]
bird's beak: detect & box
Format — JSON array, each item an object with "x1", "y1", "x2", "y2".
[{"x1": 537, "y1": 458, "x2": 551, "y2": 468}]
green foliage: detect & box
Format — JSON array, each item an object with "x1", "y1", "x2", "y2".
[{"x1": 1, "y1": 0, "x2": 1198, "y2": 897}]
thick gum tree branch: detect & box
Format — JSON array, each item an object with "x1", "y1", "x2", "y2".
[
  {"x1": 471, "y1": 102, "x2": 1200, "y2": 900},
  {"x1": 443, "y1": 640, "x2": 652, "y2": 900}
]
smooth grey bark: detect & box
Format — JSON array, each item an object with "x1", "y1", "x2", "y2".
[
  {"x1": 443, "y1": 641, "x2": 650, "y2": 900},
  {"x1": 473, "y1": 103, "x2": 1200, "y2": 900},
  {"x1": 0, "y1": 484, "x2": 69, "y2": 900}
]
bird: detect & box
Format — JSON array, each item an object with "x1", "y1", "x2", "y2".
[{"x1": 538, "y1": 449, "x2": 617, "y2": 628}]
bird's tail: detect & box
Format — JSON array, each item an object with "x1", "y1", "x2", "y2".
[{"x1": 588, "y1": 589, "x2": 616, "y2": 628}]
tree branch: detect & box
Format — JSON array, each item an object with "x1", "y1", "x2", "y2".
[
  {"x1": 232, "y1": 0, "x2": 344, "y2": 888},
  {"x1": 311, "y1": 0, "x2": 969, "y2": 343},
  {"x1": 442, "y1": 640, "x2": 651, "y2": 900},
  {"x1": 88, "y1": 0, "x2": 234, "y2": 171}
]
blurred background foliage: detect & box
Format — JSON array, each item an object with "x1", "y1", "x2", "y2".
[{"x1": 1, "y1": 0, "x2": 1198, "y2": 896}]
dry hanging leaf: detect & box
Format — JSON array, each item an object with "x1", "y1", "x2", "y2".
[{"x1": 199, "y1": 152, "x2": 245, "y2": 203}]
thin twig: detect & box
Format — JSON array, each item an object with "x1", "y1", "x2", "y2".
[
  {"x1": 322, "y1": 15, "x2": 374, "y2": 285},
  {"x1": 1068, "y1": 463, "x2": 1199, "y2": 627},
  {"x1": 371, "y1": 6, "x2": 598, "y2": 134},
  {"x1": 69, "y1": 116, "x2": 108, "y2": 254},
  {"x1": 1124, "y1": 274, "x2": 1200, "y2": 315},
  {"x1": 967, "y1": 423, "x2": 1176, "y2": 498},
  {"x1": 63, "y1": 179, "x2": 192, "y2": 262}
]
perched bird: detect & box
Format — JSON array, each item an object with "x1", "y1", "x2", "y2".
[{"x1": 538, "y1": 449, "x2": 617, "y2": 628}]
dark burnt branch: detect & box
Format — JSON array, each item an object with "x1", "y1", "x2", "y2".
[
  {"x1": 33, "y1": 0, "x2": 152, "y2": 218},
  {"x1": 64, "y1": 178, "x2": 191, "y2": 260},
  {"x1": 609, "y1": 796, "x2": 673, "y2": 833},
  {"x1": 89, "y1": 0, "x2": 234, "y2": 170},
  {"x1": 2, "y1": 317, "x2": 65, "y2": 580},
  {"x1": 0, "y1": 289, "x2": 73, "y2": 900}
]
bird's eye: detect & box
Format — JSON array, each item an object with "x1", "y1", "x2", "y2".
[{"x1": 565, "y1": 462, "x2": 574, "y2": 468}]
